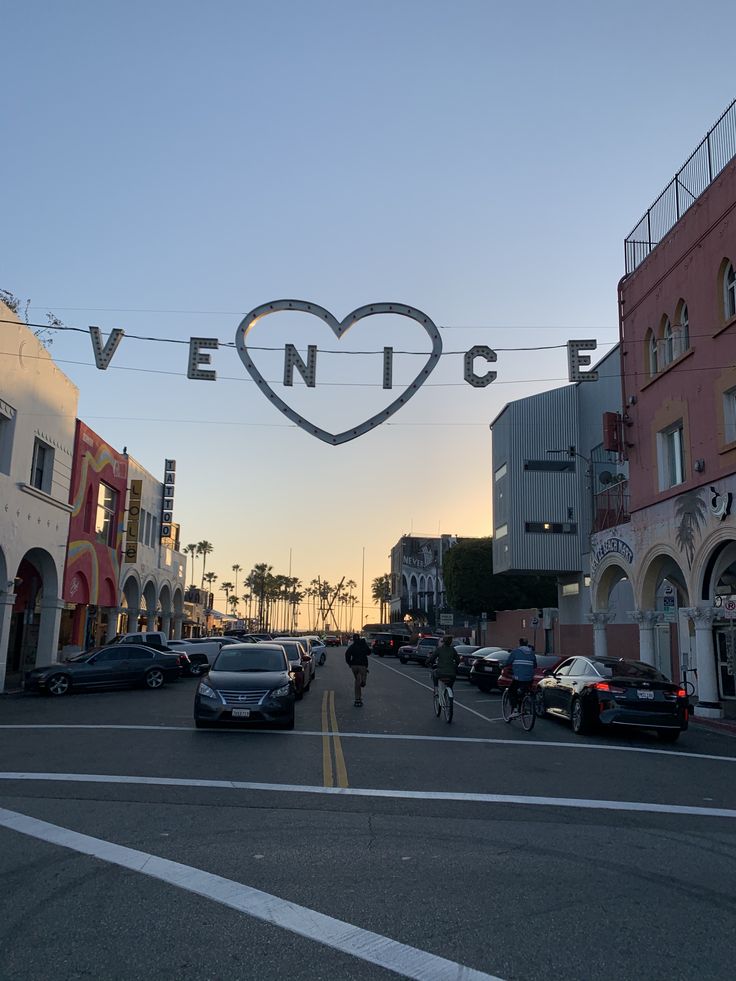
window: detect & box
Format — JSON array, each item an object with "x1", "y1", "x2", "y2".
[
  {"x1": 725, "y1": 387, "x2": 736, "y2": 444},
  {"x1": 725, "y1": 262, "x2": 736, "y2": 321},
  {"x1": 561, "y1": 582, "x2": 580, "y2": 597},
  {"x1": 657, "y1": 422, "x2": 685, "y2": 489},
  {"x1": 30, "y1": 438, "x2": 54, "y2": 493},
  {"x1": 145, "y1": 511, "x2": 153, "y2": 546},
  {"x1": 494, "y1": 463, "x2": 507, "y2": 481},
  {"x1": 525, "y1": 521, "x2": 578, "y2": 534},
  {"x1": 662, "y1": 318, "x2": 673, "y2": 366},
  {"x1": 95, "y1": 482, "x2": 118, "y2": 546},
  {"x1": 0, "y1": 399, "x2": 16, "y2": 474},
  {"x1": 524, "y1": 459, "x2": 575, "y2": 472},
  {"x1": 675, "y1": 302, "x2": 689, "y2": 356},
  {"x1": 647, "y1": 329, "x2": 658, "y2": 377},
  {"x1": 495, "y1": 524, "x2": 508, "y2": 540}
]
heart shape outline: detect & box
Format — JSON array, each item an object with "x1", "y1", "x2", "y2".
[{"x1": 235, "y1": 300, "x2": 443, "y2": 445}]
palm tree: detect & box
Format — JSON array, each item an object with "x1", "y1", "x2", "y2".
[
  {"x1": 197, "y1": 540, "x2": 214, "y2": 588},
  {"x1": 228, "y1": 595, "x2": 240, "y2": 617},
  {"x1": 249, "y1": 563, "x2": 273, "y2": 630},
  {"x1": 232, "y1": 563, "x2": 242, "y2": 599},
  {"x1": 183, "y1": 543, "x2": 198, "y2": 588},
  {"x1": 372, "y1": 574, "x2": 392, "y2": 623},
  {"x1": 220, "y1": 580, "x2": 234, "y2": 606}
]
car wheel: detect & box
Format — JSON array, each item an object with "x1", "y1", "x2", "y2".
[
  {"x1": 144, "y1": 668, "x2": 165, "y2": 690},
  {"x1": 189, "y1": 662, "x2": 204, "y2": 677},
  {"x1": 477, "y1": 682, "x2": 491, "y2": 693},
  {"x1": 535, "y1": 690, "x2": 546, "y2": 718},
  {"x1": 658, "y1": 729, "x2": 680, "y2": 743},
  {"x1": 399, "y1": 656, "x2": 408, "y2": 664},
  {"x1": 571, "y1": 696, "x2": 593, "y2": 735},
  {"x1": 194, "y1": 719, "x2": 212, "y2": 729},
  {"x1": 45, "y1": 673, "x2": 71, "y2": 697}
]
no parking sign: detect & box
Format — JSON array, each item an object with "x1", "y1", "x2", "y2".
[{"x1": 724, "y1": 599, "x2": 736, "y2": 619}]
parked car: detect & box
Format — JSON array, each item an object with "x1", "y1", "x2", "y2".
[
  {"x1": 24, "y1": 644, "x2": 183, "y2": 696},
  {"x1": 193, "y1": 643, "x2": 296, "y2": 729},
  {"x1": 497, "y1": 654, "x2": 565, "y2": 691},
  {"x1": 454, "y1": 645, "x2": 481, "y2": 677},
  {"x1": 324, "y1": 635, "x2": 341, "y2": 647},
  {"x1": 109, "y1": 630, "x2": 170, "y2": 649},
  {"x1": 165, "y1": 639, "x2": 214, "y2": 675},
  {"x1": 398, "y1": 644, "x2": 416, "y2": 664},
  {"x1": 271, "y1": 638, "x2": 312, "y2": 696},
  {"x1": 371, "y1": 633, "x2": 411, "y2": 657},
  {"x1": 535, "y1": 656, "x2": 689, "y2": 740},
  {"x1": 468, "y1": 648, "x2": 513, "y2": 691},
  {"x1": 412, "y1": 636, "x2": 443, "y2": 665},
  {"x1": 301, "y1": 636, "x2": 326, "y2": 667}
]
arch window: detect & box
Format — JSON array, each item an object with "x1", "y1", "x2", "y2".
[
  {"x1": 662, "y1": 317, "x2": 673, "y2": 366},
  {"x1": 646, "y1": 329, "x2": 658, "y2": 377},
  {"x1": 725, "y1": 262, "x2": 736, "y2": 321},
  {"x1": 676, "y1": 302, "x2": 689, "y2": 356}
]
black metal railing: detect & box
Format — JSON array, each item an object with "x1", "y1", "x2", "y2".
[{"x1": 625, "y1": 98, "x2": 736, "y2": 274}]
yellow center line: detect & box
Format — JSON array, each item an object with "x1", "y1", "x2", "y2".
[
  {"x1": 328, "y1": 690, "x2": 349, "y2": 788},
  {"x1": 321, "y1": 691, "x2": 333, "y2": 787}
]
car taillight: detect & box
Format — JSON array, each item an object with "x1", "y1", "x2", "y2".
[
  {"x1": 593, "y1": 682, "x2": 625, "y2": 694},
  {"x1": 676, "y1": 688, "x2": 687, "y2": 698}
]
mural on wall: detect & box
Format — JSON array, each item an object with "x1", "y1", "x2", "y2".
[{"x1": 675, "y1": 490, "x2": 708, "y2": 569}]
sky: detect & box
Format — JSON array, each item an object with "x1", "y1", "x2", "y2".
[{"x1": 2, "y1": 0, "x2": 735, "y2": 625}]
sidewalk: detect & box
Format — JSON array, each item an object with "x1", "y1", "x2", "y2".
[{"x1": 691, "y1": 715, "x2": 736, "y2": 737}]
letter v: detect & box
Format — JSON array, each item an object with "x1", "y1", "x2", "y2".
[{"x1": 89, "y1": 325, "x2": 125, "y2": 370}]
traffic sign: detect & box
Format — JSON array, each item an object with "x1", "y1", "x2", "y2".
[
  {"x1": 531, "y1": 616, "x2": 539, "y2": 627},
  {"x1": 439, "y1": 613, "x2": 453, "y2": 625},
  {"x1": 724, "y1": 599, "x2": 736, "y2": 619}
]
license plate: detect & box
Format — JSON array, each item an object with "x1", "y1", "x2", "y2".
[
  {"x1": 232, "y1": 708, "x2": 251, "y2": 717},
  {"x1": 637, "y1": 690, "x2": 654, "y2": 700}
]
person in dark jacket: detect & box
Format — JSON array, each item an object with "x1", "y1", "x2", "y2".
[{"x1": 345, "y1": 633, "x2": 370, "y2": 706}]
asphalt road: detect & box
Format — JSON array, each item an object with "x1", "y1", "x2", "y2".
[{"x1": 1, "y1": 648, "x2": 736, "y2": 981}]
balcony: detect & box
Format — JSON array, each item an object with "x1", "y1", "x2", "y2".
[{"x1": 593, "y1": 482, "x2": 630, "y2": 533}]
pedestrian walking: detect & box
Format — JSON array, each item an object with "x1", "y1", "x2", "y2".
[{"x1": 345, "y1": 632, "x2": 370, "y2": 707}]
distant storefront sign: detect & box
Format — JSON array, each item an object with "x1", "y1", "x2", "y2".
[
  {"x1": 439, "y1": 613, "x2": 454, "y2": 626},
  {"x1": 125, "y1": 480, "x2": 142, "y2": 563}
]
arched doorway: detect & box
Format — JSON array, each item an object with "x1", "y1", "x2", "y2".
[{"x1": 5, "y1": 548, "x2": 61, "y2": 685}]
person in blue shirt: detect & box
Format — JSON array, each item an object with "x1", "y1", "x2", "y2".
[{"x1": 506, "y1": 645, "x2": 537, "y2": 710}]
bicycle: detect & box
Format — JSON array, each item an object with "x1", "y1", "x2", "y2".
[
  {"x1": 682, "y1": 667, "x2": 697, "y2": 698},
  {"x1": 433, "y1": 678, "x2": 454, "y2": 723},
  {"x1": 501, "y1": 683, "x2": 535, "y2": 731}
]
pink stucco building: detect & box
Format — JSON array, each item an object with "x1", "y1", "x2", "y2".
[{"x1": 591, "y1": 99, "x2": 736, "y2": 717}]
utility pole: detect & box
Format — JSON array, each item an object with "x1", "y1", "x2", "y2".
[{"x1": 360, "y1": 546, "x2": 365, "y2": 631}]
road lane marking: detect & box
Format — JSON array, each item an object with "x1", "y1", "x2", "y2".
[
  {"x1": 328, "y1": 690, "x2": 349, "y2": 788},
  {"x1": 321, "y1": 691, "x2": 333, "y2": 787},
  {"x1": 2, "y1": 772, "x2": 736, "y2": 819},
  {"x1": 2, "y1": 725, "x2": 736, "y2": 765},
  {"x1": 0, "y1": 806, "x2": 503, "y2": 981},
  {"x1": 370, "y1": 659, "x2": 503, "y2": 723}
]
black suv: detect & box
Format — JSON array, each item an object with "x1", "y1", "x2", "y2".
[{"x1": 371, "y1": 633, "x2": 411, "y2": 657}]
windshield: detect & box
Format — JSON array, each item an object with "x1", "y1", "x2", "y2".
[
  {"x1": 595, "y1": 659, "x2": 668, "y2": 681},
  {"x1": 213, "y1": 649, "x2": 287, "y2": 672}
]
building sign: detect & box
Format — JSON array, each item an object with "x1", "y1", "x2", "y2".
[
  {"x1": 161, "y1": 460, "x2": 175, "y2": 540},
  {"x1": 662, "y1": 595, "x2": 677, "y2": 622},
  {"x1": 591, "y1": 536, "x2": 634, "y2": 569},
  {"x1": 82, "y1": 306, "x2": 598, "y2": 446},
  {"x1": 439, "y1": 613, "x2": 454, "y2": 625},
  {"x1": 125, "y1": 479, "x2": 142, "y2": 563}
]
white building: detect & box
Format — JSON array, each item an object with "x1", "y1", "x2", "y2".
[
  {"x1": 0, "y1": 302, "x2": 79, "y2": 689},
  {"x1": 117, "y1": 455, "x2": 186, "y2": 638}
]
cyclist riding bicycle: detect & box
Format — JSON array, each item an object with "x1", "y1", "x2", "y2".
[
  {"x1": 506, "y1": 645, "x2": 537, "y2": 710},
  {"x1": 427, "y1": 635, "x2": 460, "y2": 691}
]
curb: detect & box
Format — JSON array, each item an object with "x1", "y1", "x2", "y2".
[{"x1": 691, "y1": 717, "x2": 736, "y2": 737}]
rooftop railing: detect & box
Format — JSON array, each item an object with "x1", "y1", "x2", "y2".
[{"x1": 624, "y1": 98, "x2": 736, "y2": 274}]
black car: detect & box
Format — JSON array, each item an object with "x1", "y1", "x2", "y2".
[
  {"x1": 371, "y1": 633, "x2": 411, "y2": 657},
  {"x1": 536, "y1": 656, "x2": 689, "y2": 740},
  {"x1": 468, "y1": 648, "x2": 512, "y2": 690},
  {"x1": 454, "y1": 645, "x2": 481, "y2": 677},
  {"x1": 193, "y1": 643, "x2": 296, "y2": 729},
  {"x1": 24, "y1": 644, "x2": 183, "y2": 696}
]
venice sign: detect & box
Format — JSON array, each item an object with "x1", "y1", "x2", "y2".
[{"x1": 87, "y1": 300, "x2": 598, "y2": 446}]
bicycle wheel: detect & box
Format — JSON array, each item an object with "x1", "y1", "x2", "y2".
[
  {"x1": 501, "y1": 689, "x2": 513, "y2": 723},
  {"x1": 684, "y1": 680, "x2": 696, "y2": 697},
  {"x1": 520, "y1": 693, "x2": 535, "y2": 731},
  {"x1": 433, "y1": 688, "x2": 441, "y2": 717},
  {"x1": 443, "y1": 688, "x2": 453, "y2": 724}
]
